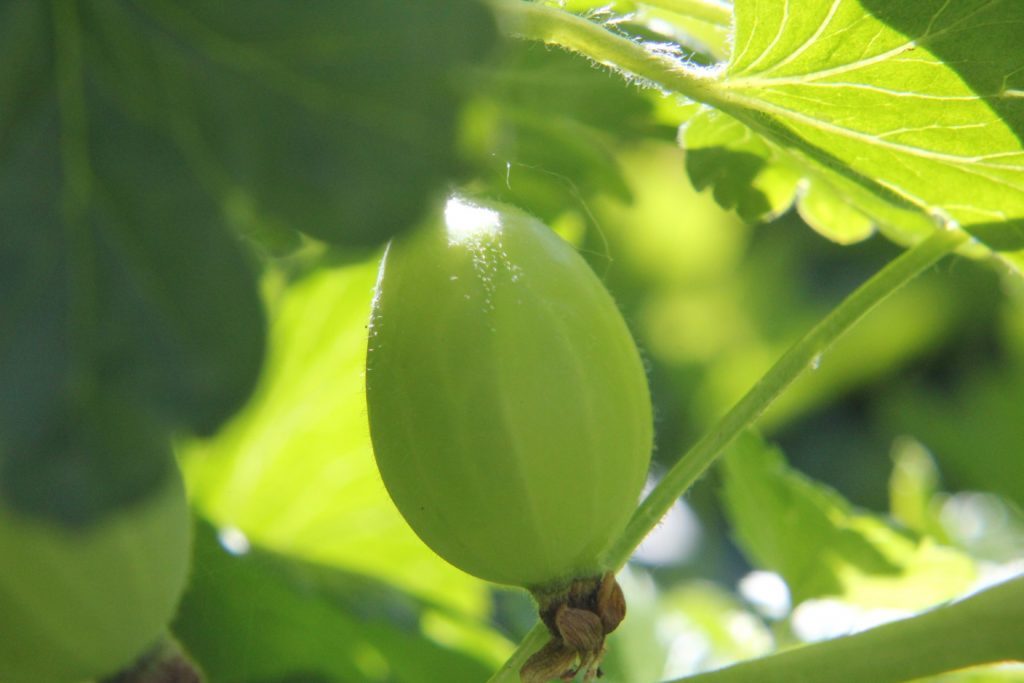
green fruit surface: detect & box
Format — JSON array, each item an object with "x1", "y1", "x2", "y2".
[
  {"x1": 0, "y1": 470, "x2": 191, "y2": 683},
  {"x1": 366, "y1": 196, "x2": 652, "y2": 588}
]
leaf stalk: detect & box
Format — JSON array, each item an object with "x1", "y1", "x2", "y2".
[{"x1": 602, "y1": 226, "x2": 967, "y2": 569}]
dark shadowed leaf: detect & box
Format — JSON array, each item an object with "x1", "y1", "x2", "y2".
[
  {"x1": 0, "y1": 1, "x2": 264, "y2": 523},
  {"x1": 880, "y1": 362, "x2": 1024, "y2": 512},
  {"x1": 78, "y1": 0, "x2": 497, "y2": 249}
]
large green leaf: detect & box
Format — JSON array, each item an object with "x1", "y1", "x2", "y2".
[
  {"x1": 600, "y1": 573, "x2": 773, "y2": 681},
  {"x1": 682, "y1": 0, "x2": 1024, "y2": 260},
  {"x1": 79, "y1": 0, "x2": 496, "y2": 250},
  {"x1": 720, "y1": 432, "x2": 975, "y2": 608},
  {"x1": 0, "y1": 0, "x2": 495, "y2": 524},
  {"x1": 0, "y1": 2, "x2": 264, "y2": 524}
]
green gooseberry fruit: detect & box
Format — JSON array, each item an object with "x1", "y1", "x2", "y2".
[
  {"x1": 366, "y1": 196, "x2": 652, "y2": 590},
  {"x1": 0, "y1": 468, "x2": 192, "y2": 683}
]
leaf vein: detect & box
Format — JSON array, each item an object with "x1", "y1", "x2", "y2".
[
  {"x1": 734, "y1": 95, "x2": 1024, "y2": 181},
  {"x1": 758, "y1": 0, "x2": 843, "y2": 76}
]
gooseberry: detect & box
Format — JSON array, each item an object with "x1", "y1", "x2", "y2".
[
  {"x1": 366, "y1": 194, "x2": 652, "y2": 588},
  {"x1": 0, "y1": 469, "x2": 192, "y2": 683}
]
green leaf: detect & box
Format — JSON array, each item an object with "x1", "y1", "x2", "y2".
[
  {"x1": 174, "y1": 520, "x2": 502, "y2": 683},
  {"x1": 682, "y1": 0, "x2": 1024, "y2": 257},
  {"x1": 179, "y1": 258, "x2": 495, "y2": 619},
  {"x1": 721, "y1": 431, "x2": 975, "y2": 609},
  {"x1": 0, "y1": 2, "x2": 265, "y2": 524},
  {"x1": 1, "y1": 0, "x2": 494, "y2": 524},
  {"x1": 76, "y1": 0, "x2": 496, "y2": 250}
]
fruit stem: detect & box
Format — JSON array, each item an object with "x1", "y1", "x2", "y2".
[
  {"x1": 486, "y1": 623, "x2": 549, "y2": 683},
  {"x1": 603, "y1": 226, "x2": 967, "y2": 569},
  {"x1": 666, "y1": 572, "x2": 1024, "y2": 683}
]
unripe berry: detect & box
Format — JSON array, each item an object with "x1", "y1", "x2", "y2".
[{"x1": 366, "y1": 196, "x2": 652, "y2": 590}]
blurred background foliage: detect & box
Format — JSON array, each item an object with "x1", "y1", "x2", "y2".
[
  {"x1": 174, "y1": 32, "x2": 1024, "y2": 681},
  {"x1": 5, "y1": 0, "x2": 1023, "y2": 681}
]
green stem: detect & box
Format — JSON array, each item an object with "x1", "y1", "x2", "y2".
[
  {"x1": 670, "y1": 573, "x2": 1024, "y2": 683},
  {"x1": 640, "y1": 0, "x2": 733, "y2": 27},
  {"x1": 487, "y1": 0, "x2": 734, "y2": 109},
  {"x1": 602, "y1": 226, "x2": 966, "y2": 569},
  {"x1": 486, "y1": 623, "x2": 548, "y2": 683}
]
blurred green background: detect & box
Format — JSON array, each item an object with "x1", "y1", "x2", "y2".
[{"x1": 6, "y1": 1, "x2": 1022, "y2": 681}]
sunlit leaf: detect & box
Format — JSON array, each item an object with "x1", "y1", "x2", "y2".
[
  {"x1": 923, "y1": 664, "x2": 1024, "y2": 682},
  {"x1": 581, "y1": 142, "x2": 999, "y2": 438},
  {"x1": 682, "y1": 0, "x2": 1024, "y2": 262},
  {"x1": 721, "y1": 431, "x2": 976, "y2": 609},
  {"x1": 888, "y1": 437, "x2": 947, "y2": 541}
]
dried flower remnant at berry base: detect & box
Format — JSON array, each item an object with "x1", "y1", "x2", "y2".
[
  {"x1": 365, "y1": 196, "x2": 653, "y2": 681},
  {"x1": 522, "y1": 572, "x2": 627, "y2": 682}
]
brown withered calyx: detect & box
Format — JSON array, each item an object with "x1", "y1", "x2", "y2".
[{"x1": 521, "y1": 572, "x2": 627, "y2": 682}]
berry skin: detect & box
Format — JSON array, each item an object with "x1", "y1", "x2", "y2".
[{"x1": 366, "y1": 196, "x2": 652, "y2": 590}]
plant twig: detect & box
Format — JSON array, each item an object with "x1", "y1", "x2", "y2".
[
  {"x1": 669, "y1": 573, "x2": 1024, "y2": 683},
  {"x1": 601, "y1": 226, "x2": 967, "y2": 568}
]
